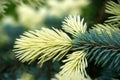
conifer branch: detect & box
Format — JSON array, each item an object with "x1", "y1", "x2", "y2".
[
  {"x1": 14, "y1": 13, "x2": 120, "y2": 79},
  {"x1": 14, "y1": 28, "x2": 72, "y2": 66},
  {"x1": 73, "y1": 24, "x2": 120, "y2": 71},
  {"x1": 52, "y1": 51, "x2": 91, "y2": 80},
  {"x1": 62, "y1": 15, "x2": 87, "y2": 38},
  {"x1": 105, "y1": 0, "x2": 120, "y2": 25}
]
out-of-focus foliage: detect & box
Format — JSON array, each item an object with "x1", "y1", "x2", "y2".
[
  {"x1": 82, "y1": 0, "x2": 106, "y2": 25},
  {"x1": 16, "y1": 4, "x2": 47, "y2": 29},
  {"x1": 16, "y1": 0, "x2": 89, "y2": 29},
  {"x1": 13, "y1": 0, "x2": 45, "y2": 8},
  {"x1": 0, "y1": 0, "x2": 45, "y2": 14},
  {"x1": 0, "y1": 27, "x2": 9, "y2": 48},
  {"x1": 17, "y1": 72, "x2": 34, "y2": 80},
  {"x1": 0, "y1": 0, "x2": 8, "y2": 14}
]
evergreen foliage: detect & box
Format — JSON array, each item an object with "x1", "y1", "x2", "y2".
[
  {"x1": 14, "y1": 28, "x2": 72, "y2": 66},
  {"x1": 9, "y1": 0, "x2": 120, "y2": 80},
  {"x1": 0, "y1": 0, "x2": 45, "y2": 15},
  {"x1": 13, "y1": 0, "x2": 120, "y2": 79},
  {"x1": 106, "y1": 0, "x2": 120, "y2": 23}
]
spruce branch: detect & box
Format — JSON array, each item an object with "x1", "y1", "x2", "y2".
[
  {"x1": 14, "y1": 15, "x2": 91, "y2": 79},
  {"x1": 73, "y1": 24, "x2": 120, "y2": 71},
  {"x1": 62, "y1": 15, "x2": 87, "y2": 38},
  {"x1": 14, "y1": 14, "x2": 120, "y2": 79},
  {"x1": 14, "y1": 15, "x2": 87, "y2": 67},
  {"x1": 52, "y1": 50, "x2": 91, "y2": 80},
  {"x1": 105, "y1": 0, "x2": 120, "y2": 25},
  {"x1": 106, "y1": 0, "x2": 120, "y2": 15},
  {"x1": 14, "y1": 28, "x2": 72, "y2": 66}
]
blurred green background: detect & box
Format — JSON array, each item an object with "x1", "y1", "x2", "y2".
[{"x1": 0, "y1": 0, "x2": 112, "y2": 80}]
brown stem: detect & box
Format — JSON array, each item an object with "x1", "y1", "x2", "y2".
[
  {"x1": 78, "y1": 42, "x2": 120, "y2": 51},
  {"x1": 96, "y1": 0, "x2": 108, "y2": 23}
]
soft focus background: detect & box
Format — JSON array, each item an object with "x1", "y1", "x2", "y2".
[{"x1": 0, "y1": 0, "x2": 112, "y2": 80}]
